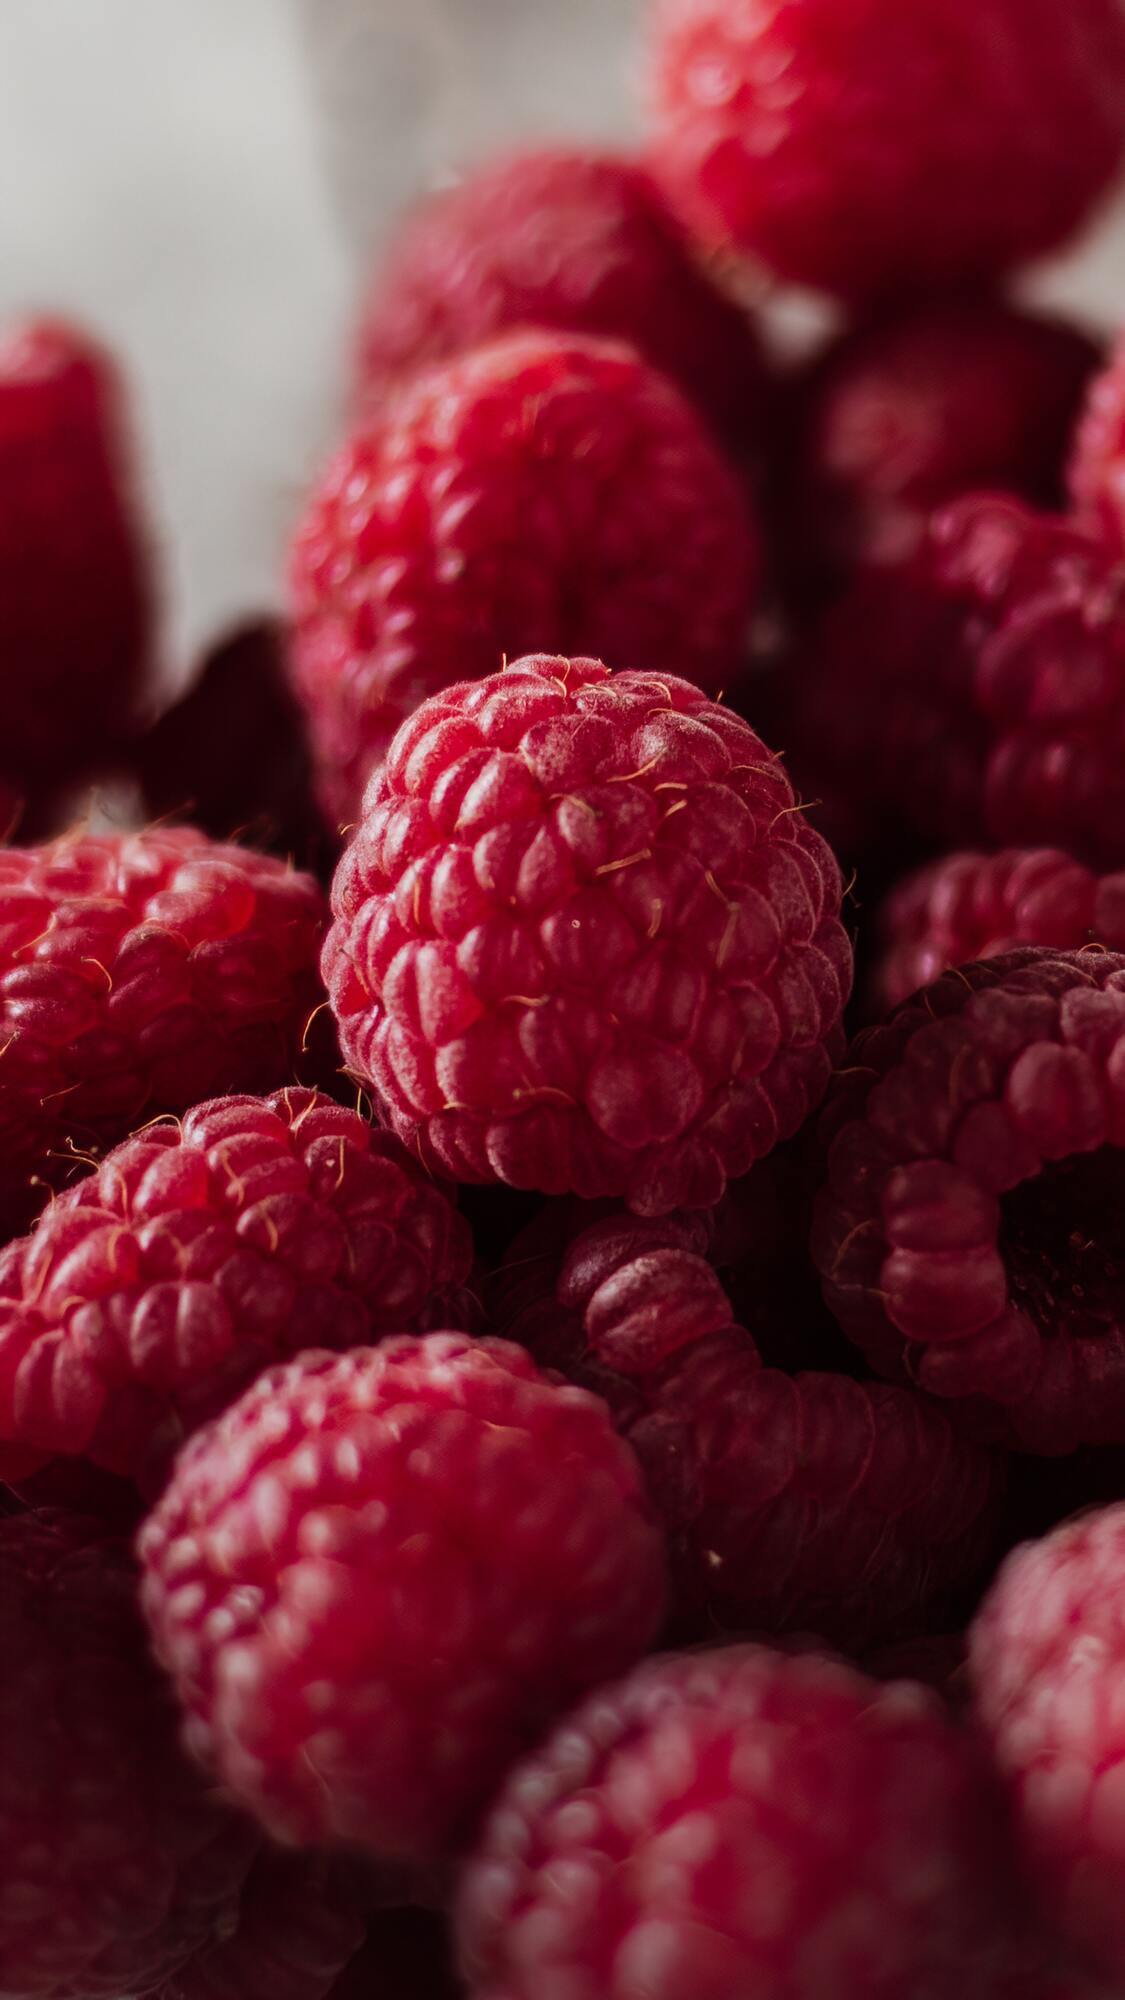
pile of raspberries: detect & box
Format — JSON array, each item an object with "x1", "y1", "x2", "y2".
[{"x1": 11, "y1": 1, "x2": 1125, "y2": 1993}]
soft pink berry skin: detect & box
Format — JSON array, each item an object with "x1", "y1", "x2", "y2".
[
  {"x1": 645, "y1": 0, "x2": 1125, "y2": 300},
  {"x1": 323, "y1": 654, "x2": 851, "y2": 1215},
  {"x1": 138, "y1": 1332, "x2": 667, "y2": 1863},
  {"x1": 812, "y1": 947, "x2": 1125, "y2": 1454},
  {"x1": 0, "y1": 1088, "x2": 472, "y2": 1482},
  {"x1": 970, "y1": 1504, "x2": 1125, "y2": 1987},
  {"x1": 1070, "y1": 331, "x2": 1125, "y2": 551},
  {"x1": 457, "y1": 1644, "x2": 1013, "y2": 2000},
  {"x1": 288, "y1": 332, "x2": 759, "y2": 824}
]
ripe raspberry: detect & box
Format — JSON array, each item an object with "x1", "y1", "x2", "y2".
[
  {"x1": 355, "y1": 147, "x2": 768, "y2": 457},
  {"x1": 645, "y1": 0, "x2": 1125, "y2": 300},
  {"x1": 288, "y1": 333, "x2": 759, "y2": 823},
  {"x1": 138, "y1": 1332, "x2": 667, "y2": 1861},
  {"x1": 1070, "y1": 330, "x2": 1125, "y2": 551},
  {"x1": 775, "y1": 301, "x2": 1100, "y2": 605},
  {"x1": 0, "y1": 319, "x2": 151, "y2": 814},
  {"x1": 457, "y1": 1643, "x2": 1014, "y2": 2000},
  {"x1": 812, "y1": 946, "x2": 1125, "y2": 1453},
  {"x1": 323, "y1": 654, "x2": 851, "y2": 1214},
  {"x1": 0, "y1": 826, "x2": 326, "y2": 1233},
  {"x1": 875, "y1": 849, "x2": 1125, "y2": 1010},
  {"x1": 0, "y1": 1507, "x2": 256, "y2": 1999},
  {"x1": 158, "y1": 1850, "x2": 364, "y2": 2000},
  {"x1": 0, "y1": 1088, "x2": 473, "y2": 1482},
  {"x1": 970, "y1": 1503, "x2": 1125, "y2": 1986}
]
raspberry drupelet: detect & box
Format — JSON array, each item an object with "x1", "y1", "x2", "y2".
[
  {"x1": 645, "y1": 0, "x2": 1125, "y2": 300},
  {"x1": 138, "y1": 1332, "x2": 667, "y2": 1862},
  {"x1": 812, "y1": 947, "x2": 1125, "y2": 1453},
  {"x1": 457, "y1": 1643, "x2": 1014, "y2": 2000},
  {"x1": 323, "y1": 654, "x2": 851, "y2": 1214},
  {"x1": 288, "y1": 332, "x2": 759, "y2": 824},
  {"x1": 0, "y1": 1088, "x2": 473, "y2": 1483},
  {"x1": 1070, "y1": 330, "x2": 1125, "y2": 553}
]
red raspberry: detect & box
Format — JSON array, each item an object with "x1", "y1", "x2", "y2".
[
  {"x1": 288, "y1": 332, "x2": 760, "y2": 824},
  {"x1": 645, "y1": 0, "x2": 1125, "y2": 299},
  {"x1": 812, "y1": 947, "x2": 1125, "y2": 1454},
  {"x1": 457, "y1": 1643, "x2": 1014, "y2": 2000},
  {"x1": 0, "y1": 826, "x2": 326, "y2": 1234},
  {"x1": 0, "y1": 319, "x2": 151, "y2": 816},
  {"x1": 875, "y1": 849, "x2": 1125, "y2": 1010},
  {"x1": 970, "y1": 1503, "x2": 1125, "y2": 1987},
  {"x1": 323, "y1": 654, "x2": 851, "y2": 1214},
  {"x1": 775, "y1": 301, "x2": 1100, "y2": 605},
  {"x1": 0, "y1": 1088, "x2": 473, "y2": 1482},
  {"x1": 0, "y1": 1507, "x2": 256, "y2": 1999},
  {"x1": 355, "y1": 147, "x2": 768, "y2": 457},
  {"x1": 138, "y1": 1332, "x2": 667, "y2": 1862},
  {"x1": 158, "y1": 1850, "x2": 364, "y2": 2000},
  {"x1": 1070, "y1": 330, "x2": 1125, "y2": 552}
]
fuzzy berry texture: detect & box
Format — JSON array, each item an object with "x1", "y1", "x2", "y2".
[
  {"x1": 0, "y1": 319, "x2": 151, "y2": 814},
  {"x1": 0, "y1": 1507, "x2": 257, "y2": 2000},
  {"x1": 288, "y1": 332, "x2": 759, "y2": 825},
  {"x1": 158, "y1": 1850, "x2": 364, "y2": 2000},
  {"x1": 1070, "y1": 330, "x2": 1125, "y2": 553},
  {"x1": 645, "y1": 0, "x2": 1125, "y2": 300},
  {"x1": 812, "y1": 947, "x2": 1125, "y2": 1454},
  {"x1": 458, "y1": 1643, "x2": 1013, "y2": 2000},
  {"x1": 875, "y1": 849, "x2": 1125, "y2": 1011},
  {"x1": 324, "y1": 655, "x2": 851, "y2": 1214},
  {"x1": 139, "y1": 1332, "x2": 667, "y2": 1862},
  {"x1": 774, "y1": 300, "x2": 1100, "y2": 607},
  {"x1": 970, "y1": 1503, "x2": 1125, "y2": 1987},
  {"x1": 0, "y1": 827, "x2": 326, "y2": 1235},
  {"x1": 0, "y1": 1088, "x2": 473, "y2": 1483},
  {"x1": 355, "y1": 147, "x2": 768, "y2": 459}
]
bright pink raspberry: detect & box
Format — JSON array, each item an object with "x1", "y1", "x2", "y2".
[
  {"x1": 1070, "y1": 330, "x2": 1125, "y2": 552},
  {"x1": 812, "y1": 947, "x2": 1125, "y2": 1454},
  {"x1": 355, "y1": 146, "x2": 768, "y2": 456},
  {"x1": 0, "y1": 1507, "x2": 257, "y2": 1999},
  {"x1": 0, "y1": 1088, "x2": 472, "y2": 1482},
  {"x1": 0, "y1": 826, "x2": 326, "y2": 1234},
  {"x1": 288, "y1": 332, "x2": 759, "y2": 824},
  {"x1": 457, "y1": 1643, "x2": 1014, "y2": 2000},
  {"x1": 138, "y1": 1333, "x2": 667, "y2": 1862},
  {"x1": 323, "y1": 654, "x2": 851, "y2": 1214},
  {"x1": 157, "y1": 1850, "x2": 364, "y2": 2000},
  {"x1": 645, "y1": 0, "x2": 1125, "y2": 300},
  {"x1": 970, "y1": 1503, "x2": 1125, "y2": 1987}
]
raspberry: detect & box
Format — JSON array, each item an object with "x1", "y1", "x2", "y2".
[
  {"x1": 970, "y1": 1503, "x2": 1125, "y2": 1986},
  {"x1": 774, "y1": 301, "x2": 1100, "y2": 605},
  {"x1": 323, "y1": 654, "x2": 851, "y2": 1214},
  {"x1": 0, "y1": 319, "x2": 151, "y2": 816},
  {"x1": 645, "y1": 0, "x2": 1125, "y2": 299},
  {"x1": 288, "y1": 333, "x2": 760, "y2": 823},
  {"x1": 0, "y1": 826, "x2": 326, "y2": 1233},
  {"x1": 1070, "y1": 330, "x2": 1125, "y2": 552},
  {"x1": 875, "y1": 849, "x2": 1125, "y2": 1010},
  {"x1": 457, "y1": 1643, "x2": 1014, "y2": 2000},
  {"x1": 0, "y1": 1088, "x2": 473, "y2": 1482},
  {"x1": 355, "y1": 147, "x2": 768, "y2": 458},
  {"x1": 0, "y1": 1506, "x2": 256, "y2": 1999},
  {"x1": 138, "y1": 1332, "x2": 667, "y2": 1861},
  {"x1": 811, "y1": 947, "x2": 1125, "y2": 1453},
  {"x1": 158, "y1": 1850, "x2": 364, "y2": 2000}
]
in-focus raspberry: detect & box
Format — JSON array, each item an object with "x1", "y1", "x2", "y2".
[
  {"x1": 139, "y1": 1332, "x2": 667, "y2": 1862},
  {"x1": 323, "y1": 654, "x2": 851, "y2": 1214},
  {"x1": 1070, "y1": 329, "x2": 1125, "y2": 551},
  {"x1": 288, "y1": 332, "x2": 759, "y2": 823}
]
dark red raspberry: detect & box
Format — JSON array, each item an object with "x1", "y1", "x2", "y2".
[
  {"x1": 354, "y1": 147, "x2": 768, "y2": 458},
  {"x1": 0, "y1": 826, "x2": 326, "y2": 1234},
  {"x1": 875, "y1": 849, "x2": 1125, "y2": 1010},
  {"x1": 970, "y1": 1503, "x2": 1125, "y2": 1987},
  {"x1": 157, "y1": 1850, "x2": 364, "y2": 2000},
  {"x1": 0, "y1": 1088, "x2": 473, "y2": 1482},
  {"x1": 323, "y1": 654, "x2": 851, "y2": 1214},
  {"x1": 138, "y1": 1332, "x2": 666, "y2": 1862},
  {"x1": 0, "y1": 319, "x2": 151, "y2": 817},
  {"x1": 774, "y1": 301, "x2": 1100, "y2": 605},
  {"x1": 645, "y1": 0, "x2": 1125, "y2": 300},
  {"x1": 288, "y1": 333, "x2": 759, "y2": 823},
  {"x1": 457, "y1": 1642, "x2": 1014, "y2": 2000},
  {"x1": 812, "y1": 947, "x2": 1125, "y2": 1454},
  {"x1": 1070, "y1": 331, "x2": 1125, "y2": 552},
  {"x1": 0, "y1": 1507, "x2": 256, "y2": 1999}
]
